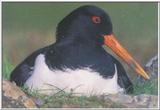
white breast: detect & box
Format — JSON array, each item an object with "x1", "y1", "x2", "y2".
[{"x1": 25, "y1": 54, "x2": 123, "y2": 96}]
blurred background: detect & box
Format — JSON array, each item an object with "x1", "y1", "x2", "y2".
[{"x1": 2, "y1": 2, "x2": 158, "y2": 79}]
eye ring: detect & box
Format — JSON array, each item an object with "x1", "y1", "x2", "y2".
[{"x1": 92, "y1": 16, "x2": 101, "y2": 24}]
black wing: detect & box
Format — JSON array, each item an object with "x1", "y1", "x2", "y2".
[
  {"x1": 10, "y1": 46, "x2": 50, "y2": 86},
  {"x1": 112, "y1": 57, "x2": 133, "y2": 94}
]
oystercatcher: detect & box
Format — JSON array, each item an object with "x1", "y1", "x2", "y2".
[{"x1": 10, "y1": 5, "x2": 149, "y2": 95}]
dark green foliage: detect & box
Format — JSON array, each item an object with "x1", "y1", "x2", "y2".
[
  {"x1": 133, "y1": 78, "x2": 158, "y2": 95},
  {"x1": 3, "y1": 56, "x2": 13, "y2": 80}
]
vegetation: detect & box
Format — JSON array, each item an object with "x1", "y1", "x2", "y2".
[
  {"x1": 2, "y1": 56, "x2": 13, "y2": 80},
  {"x1": 22, "y1": 85, "x2": 125, "y2": 108},
  {"x1": 133, "y1": 78, "x2": 158, "y2": 95}
]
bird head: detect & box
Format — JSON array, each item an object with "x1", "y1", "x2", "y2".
[{"x1": 56, "y1": 5, "x2": 150, "y2": 80}]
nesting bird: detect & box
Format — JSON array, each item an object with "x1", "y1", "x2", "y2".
[{"x1": 10, "y1": 5, "x2": 149, "y2": 96}]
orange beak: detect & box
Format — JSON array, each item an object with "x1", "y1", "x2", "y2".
[{"x1": 103, "y1": 34, "x2": 150, "y2": 80}]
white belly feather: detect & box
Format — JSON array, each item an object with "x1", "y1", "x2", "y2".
[{"x1": 25, "y1": 54, "x2": 123, "y2": 96}]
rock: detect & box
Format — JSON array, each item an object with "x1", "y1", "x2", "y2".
[
  {"x1": 137, "y1": 55, "x2": 158, "y2": 82},
  {"x1": 132, "y1": 94, "x2": 158, "y2": 108},
  {"x1": 104, "y1": 94, "x2": 133, "y2": 104},
  {"x1": 2, "y1": 94, "x2": 25, "y2": 108},
  {"x1": 32, "y1": 97, "x2": 45, "y2": 107},
  {"x1": 62, "y1": 104, "x2": 81, "y2": 108},
  {"x1": 102, "y1": 94, "x2": 158, "y2": 108},
  {"x1": 2, "y1": 80, "x2": 37, "y2": 108},
  {"x1": 145, "y1": 55, "x2": 158, "y2": 78}
]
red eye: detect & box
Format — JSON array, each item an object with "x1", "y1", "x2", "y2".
[{"x1": 92, "y1": 16, "x2": 101, "y2": 24}]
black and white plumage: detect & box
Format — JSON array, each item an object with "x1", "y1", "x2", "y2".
[{"x1": 10, "y1": 5, "x2": 149, "y2": 96}]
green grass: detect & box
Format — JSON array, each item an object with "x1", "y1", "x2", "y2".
[
  {"x1": 133, "y1": 78, "x2": 158, "y2": 95},
  {"x1": 23, "y1": 87, "x2": 125, "y2": 108},
  {"x1": 2, "y1": 56, "x2": 14, "y2": 80}
]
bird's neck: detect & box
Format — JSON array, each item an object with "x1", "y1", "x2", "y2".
[
  {"x1": 55, "y1": 34, "x2": 102, "y2": 49},
  {"x1": 51, "y1": 38, "x2": 104, "y2": 59}
]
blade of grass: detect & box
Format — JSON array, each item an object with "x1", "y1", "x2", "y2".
[{"x1": 3, "y1": 55, "x2": 13, "y2": 80}]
